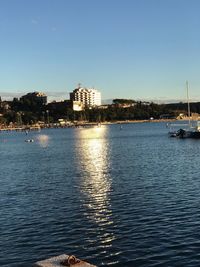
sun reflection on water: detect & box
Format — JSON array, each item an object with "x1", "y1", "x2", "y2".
[
  {"x1": 75, "y1": 126, "x2": 116, "y2": 250},
  {"x1": 36, "y1": 134, "x2": 50, "y2": 148}
]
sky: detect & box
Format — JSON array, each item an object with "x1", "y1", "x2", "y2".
[{"x1": 1, "y1": 0, "x2": 200, "y2": 102}]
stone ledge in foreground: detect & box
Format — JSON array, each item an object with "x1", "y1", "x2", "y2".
[{"x1": 33, "y1": 254, "x2": 97, "y2": 267}]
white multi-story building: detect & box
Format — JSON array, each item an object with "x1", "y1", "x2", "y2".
[{"x1": 70, "y1": 85, "x2": 101, "y2": 108}]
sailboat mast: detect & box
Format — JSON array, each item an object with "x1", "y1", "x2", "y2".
[{"x1": 186, "y1": 81, "x2": 191, "y2": 126}]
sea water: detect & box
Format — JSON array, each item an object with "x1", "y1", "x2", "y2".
[{"x1": 1, "y1": 123, "x2": 200, "y2": 267}]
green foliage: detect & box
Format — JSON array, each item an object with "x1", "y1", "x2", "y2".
[
  {"x1": 1, "y1": 97, "x2": 190, "y2": 125},
  {"x1": 113, "y1": 99, "x2": 135, "y2": 104},
  {"x1": 21, "y1": 112, "x2": 38, "y2": 124}
]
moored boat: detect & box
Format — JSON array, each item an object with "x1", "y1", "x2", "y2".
[
  {"x1": 168, "y1": 82, "x2": 200, "y2": 139},
  {"x1": 169, "y1": 126, "x2": 200, "y2": 138}
]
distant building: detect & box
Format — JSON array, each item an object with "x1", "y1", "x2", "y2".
[
  {"x1": 20, "y1": 92, "x2": 47, "y2": 105},
  {"x1": 97, "y1": 105, "x2": 109, "y2": 109},
  {"x1": 115, "y1": 103, "x2": 136, "y2": 108},
  {"x1": 70, "y1": 85, "x2": 101, "y2": 108},
  {"x1": 72, "y1": 101, "x2": 84, "y2": 111}
]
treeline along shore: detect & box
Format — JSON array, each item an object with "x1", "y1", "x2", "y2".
[{"x1": 1, "y1": 96, "x2": 200, "y2": 129}]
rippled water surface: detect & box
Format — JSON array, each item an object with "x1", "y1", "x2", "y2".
[{"x1": 1, "y1": 123, "x2": 200, "y2": 267}]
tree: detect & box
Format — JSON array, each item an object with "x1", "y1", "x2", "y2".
[{"x1": 113, "y1": 99, "x2": 135, "y2": 104}]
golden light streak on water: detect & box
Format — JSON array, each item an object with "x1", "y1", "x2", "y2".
[
  {"x1": 36, "y1": 134, "x2": 50, "y2": 148},
  {"x1": 76, "y1": 126, "x2": 116, "y2": 247}
]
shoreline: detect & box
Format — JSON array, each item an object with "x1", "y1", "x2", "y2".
[{"x1": 0, "y1": 119, "x2": 177, "y2": 132}]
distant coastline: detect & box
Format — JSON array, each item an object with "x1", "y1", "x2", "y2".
[{"x1": 0, "y1": 118, "x2": 178, "y2": 132}]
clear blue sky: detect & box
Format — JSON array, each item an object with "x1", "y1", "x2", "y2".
[{"x1": 1, "y1": 0, "x2": 200, "y2": 102}]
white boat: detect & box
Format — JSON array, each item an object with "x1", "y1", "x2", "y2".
[{"x1": 25, "y1": 139, "x2": 34, "y2": 142}]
